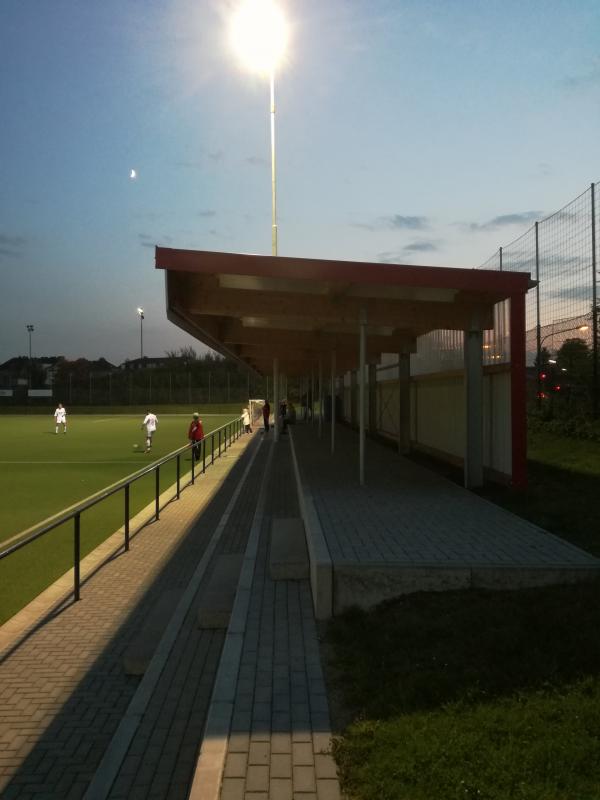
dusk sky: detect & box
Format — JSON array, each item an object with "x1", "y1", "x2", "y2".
[{"x1": 1, "y1": 0, "x2": 599, "y2": 365}]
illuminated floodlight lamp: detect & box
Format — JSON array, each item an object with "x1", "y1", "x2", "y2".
[{"x1": 230, "y1": 0, "x2": 288, "y2": 75}]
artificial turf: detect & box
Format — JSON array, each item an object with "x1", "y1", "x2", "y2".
[{"x1": 0, "y1": 412, "x2": 239, "y2": 624}]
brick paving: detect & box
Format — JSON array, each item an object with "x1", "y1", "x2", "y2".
[
  {"x1": 292, "y1": 424, "x2": 600, "y2": 569},
  {"x1": 0, "y1": 432, "x2": 262, "y2": 800},
  {"x1": 213, "y1": 436, "x2": 341, "y2": 800}
]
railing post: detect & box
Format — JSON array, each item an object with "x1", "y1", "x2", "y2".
[
  {"x1": 124, "y1": 484, "x2": 130, "y2": 551},
  {"x1": 176, "y1": 454, "x2": 180, "y2": 499},
  {"x1": 202, "y1": 439, "x2": 206, "y2": 473},
  {"x1": 155, "y1": 466, "x2": 160, "y2": 520},
  {"x1": 592, "y1": 182, "x2": 598, "y2": 419},
  {"x1": 74, "y1": 513, "x2": 81, "y2": 601},
  {"x1": 218, "y1": 429, "x2": 221, "y2": 457},
  {"x1": 224, "y1": 424, "x2": 228, "y2": 452},
  {"x1": 191, "y1": 445, "x2": 195, "y2": 484},
  {"x1": 211, "y1": 432, "x2": 215, "y2": 465}
]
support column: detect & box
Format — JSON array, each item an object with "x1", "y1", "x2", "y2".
[
  {"x1": 350, "y1": 370, "x2": 357, "y2": 427},
  {"x1": 368, "y1": 363, "x2": 377, "y2": 433},
  {"x1": 510, "y1": 293, "x2": 527, "y2": 489},
  {"x1": 274, "y1": 357, "x2": 279, "y2": 443},
  {"x1": 311, "y1": 368, "x2": 315, "y2": 425},
  {"x1": 464, "y1": 327, "x2": 483, "y2": 488},
  {"x1": 359, "y1": 310, "x2": 367, "y2": 486},
  {"x1": 331, "y1": 350, "x2": 336, "y2": 454},
  {"x1": 318, "y1": 357, "x2": 323, "y2": 439},
  {"x1": 398, "y1": 350, "x2": 411, "y2": 455}
]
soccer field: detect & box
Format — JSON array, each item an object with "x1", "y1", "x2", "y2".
[{"x1": 0, "y1": 412, "x2": 239, "y2": 624}]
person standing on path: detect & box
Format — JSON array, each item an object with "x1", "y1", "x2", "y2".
[
  {"x1": 54, "y1": 402, "x2": 67, "y2": 434},
  {"x1": 262, "y1": 400, "x2": 270, "y2": 433},
  {"x1": 188, "y1": 412, "x2": 204, "y2": 461},
  {"x1": 141, "y1": 410, "x2": 158, "y2": 453},
  {"x1": 242, "y1": 407, "x2": 252, "y2": 434}
]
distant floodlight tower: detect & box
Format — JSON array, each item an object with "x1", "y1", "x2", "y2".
[
  {"x1": 137, "y1": 308, "x2": 145, "y2": 360},
  {"x1": 26, "y1": 324, "x2": 34, "y2": 389},
  {"x1": 230, "y1": 0, "x2": 288, "y2": 256}
]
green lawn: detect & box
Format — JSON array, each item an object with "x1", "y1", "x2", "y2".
[
  {"x1": 328, "y1": 430, "x2": 600, "y2": 800},
  {"x1": 0, "y1": 412, "x2": 239, "y2": 623}
]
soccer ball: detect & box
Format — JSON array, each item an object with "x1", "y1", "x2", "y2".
[{"x1": 133, "y1": 444, "x2": 139, "y2": 451}]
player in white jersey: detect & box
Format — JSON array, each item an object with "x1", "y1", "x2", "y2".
[
  {"x1": 141, "y1": 410, "x2": 158, "y2": 453},
  {"x1": 54, "y1": 403, "x2": 67, "y2": 434}
]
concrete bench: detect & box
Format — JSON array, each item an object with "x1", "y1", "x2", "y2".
[
  {"x1": 197, "y1": 554, "x2": 243, "y2": 629},
  {"x1": 123, "y1": 589, "x2": 180, "y2": 676},
  {"x1": 269, "y1": 517, "x2": 309, "y2": 580}
]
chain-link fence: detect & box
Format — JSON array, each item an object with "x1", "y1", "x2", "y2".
[{"x1": 481, "y1": 181, "x2": 599, "y2": 417}]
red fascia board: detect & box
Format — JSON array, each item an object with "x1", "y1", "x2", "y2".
[{"x1": 156, "y1": 247, "x2": 532, "y2": 298}]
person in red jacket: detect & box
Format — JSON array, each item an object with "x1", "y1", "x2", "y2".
[{"x1": 188, "y1": 412, "x2": 204, "y2": 461}]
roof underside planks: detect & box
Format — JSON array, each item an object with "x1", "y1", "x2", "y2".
[{"x1": 157, "y1": 247, "x2": 534, "y2": 377}]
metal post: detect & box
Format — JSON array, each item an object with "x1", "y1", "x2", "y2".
[
  {"x1": 274, "y1": 357, "x2": 279, "y2": 442},
  {"x1": 176, "y1": 454, "x2": 180, "y2": 499},
  {"x1": 203, "y1": 438, "x2": 206, "y2": 473},
  {"x1": 218, "y1": 428, "x2": 221, "y2": 456},
  {"x1": 155, "y1": 467, "x2": 160, "y2": 520},
  {"x1": 74, "y1": 513, "x2": 81, "y2": 601},
  {"x1": 359, "y1": 310, "x2": 367, "y2": 485},
  {"x1": 535, "y1": 221, "x2": 542, "y2": 409},
  {"x1": 499, "y1": 246, "x2": 503, "y2": 271},
  {"x1": 331, "y1": 350, "x2": 336, "y2": 454},
  {"x1": 270, "y1": 70, "x2": 278, "y2": 256},
  {"x1": 318, "y1": 358, "x2": 323, "y2": 439},
  {"x1": 191, "y1": 446, "x2": 195, "y2": 484},
  {"x1": 592, "y1": 182, "x2": 598, "y2": 418},
  {"x1": 212, "y1": 432, "x2": 215, "y2": 465},
  {"x1": 310, "y1": 368, "x2": 314, "y2": 425},
  {"x1": 124, "y1": 484, "x2": 130, "y2": 551}
]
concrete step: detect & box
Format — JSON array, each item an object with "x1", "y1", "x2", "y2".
[
  {"x1": 197, "y1": 554, "x2": 244, "y2": 629},
  {"x1": 269, "y1": 517, "x2": 309, "y2": 580},
  {"x1": 123, "y1": 589, "x2": 181, "y2": 676}
]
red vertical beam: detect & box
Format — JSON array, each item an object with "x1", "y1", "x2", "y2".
[{"x1": 510, "y1": 293, "x2": 527, "y2": 489}]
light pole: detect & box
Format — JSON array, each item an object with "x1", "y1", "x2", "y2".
[
  {"x1": 26, "y1": 324, "x2": 34, "y2": 389},
  {"x1": 137, "y1": 308, "x2": 144, "y2": 360},
  {"x1": 230, "y1": 0, "x2": 288, "y2": 256}
]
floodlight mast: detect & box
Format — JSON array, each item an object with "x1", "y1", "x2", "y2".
[
  {"x1": 137, "y1": 308, "x2": 144, "y2": 360},
  {"x1": 230, "y1": 0, "x2": 288, "y2": 257}
]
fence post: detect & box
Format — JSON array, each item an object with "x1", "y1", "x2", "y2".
[
  {"x1": 155, "y1": 467, "x2": 160, "y2": 520},
  {"x1": 499, "y1": 246, "x2": 503, "y2": 271},
  {"x1": 191, "y1": 447, "x2": 195, "y2": 484},
  {"x1": 176, "y1": 454, "x2": 180, "y2": 499},
  {"x1": 535, "y1": 221, "x2": 542, "y2": 409},
  {"x1": 124, "y1": 484, "x2": 130, "y2": 551},
  {"x1": 212, "y1": 432, "x2": 215, "y2": 465},
  {"x1": 202, "y1": 438, "x2": 206, "y2": 473},
  {"x1": 592, "y1": 182, "x2": 598, "y2": 419},
  {"x1": 74, "y1": 513, "x2": 81, "y2": 601}
]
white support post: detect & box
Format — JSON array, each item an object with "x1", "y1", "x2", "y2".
[
  {"x1": 464, "y1": 328, "x2": 484, "y2": 488},
  {"x1": 368, "y1": 363, "x2": 377, "y2": 433},
  {"x1": 398, "y1": 350, "x2": 411, "y2": 455},
  {"x1": 359, "y1": 310, "x2": 367, "y2": 486},
  {"x1": 331, "y1": 350, "x2": 336, "y2": 454},
  {"x1": 274, "y1": 357, "x2": 279, "y2": 443},
  {"x1": 318, "y1": 357, "x2": 323, "y2": 439}
]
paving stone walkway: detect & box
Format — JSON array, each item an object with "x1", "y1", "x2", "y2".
[
  {"x1": 293, "y1": 423, "x2": 600, "y2": 570},
  {"x1": 212, "y1": 436, "x2": 341, "y2": 800},
  {"x1": 0, "y1": 432, "x2": 262, "y2": 800}
]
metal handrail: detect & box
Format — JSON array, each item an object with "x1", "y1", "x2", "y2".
[{"x1": 0, "y1": 416, "x2": 244, "y2": 601}]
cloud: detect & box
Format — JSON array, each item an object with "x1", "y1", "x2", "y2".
[
  {"x1": 461, "y1": 211, "x2": 541, "y2": 232},
  {"x1": 403, "y1": 241, "x2": 439, "y2": 252},
  {"x1": 353, "y1": 214, "x2": 430, "y2": 231},
  {"x1": 198, "y1": 210, "x2": 216, "y2": 218},
  {"x1": 0, "y1": 234, "x2": 27, "y2": 258},
  {"x1": 377, "y1": 240, "x2": 439, "y2": 263},
  {"x1": 138, "y1": 233, "x2": 173, "y2": 249},
  {"x1": 561, "y1": 62, "x2": 600, "y2": 91}
]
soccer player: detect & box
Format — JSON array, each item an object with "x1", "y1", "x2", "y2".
[
  {"x1": 141, "y1": 410, "x2": 158, "y2": 453},
  {"x1": 54, "y1": 402, "x2": 67, "y2": 434},
  {"x1": 188, "y1": 412, "x2": 204, "y2": 462}
]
